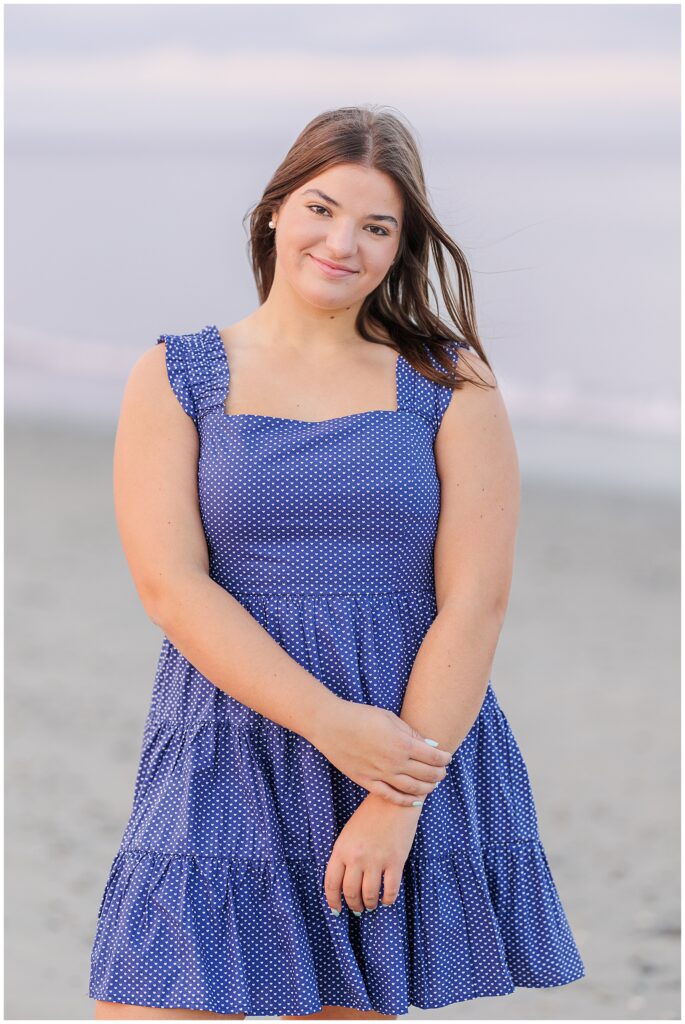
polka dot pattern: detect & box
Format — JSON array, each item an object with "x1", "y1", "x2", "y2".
[{"x1": 88, "y1": 324, "x2": 585, "y2": 1015}]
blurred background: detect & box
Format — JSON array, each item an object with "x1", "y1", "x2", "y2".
[{"x1": 5, "y1": 3, "x2": 680, "y2": 1020}]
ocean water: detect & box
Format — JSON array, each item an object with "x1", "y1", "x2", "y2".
[{"x1": 5, "y1": 140, "x2": 679, "y2": 496}]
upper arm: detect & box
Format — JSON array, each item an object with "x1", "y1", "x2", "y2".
[
  {"x1": 113, "y1": 341, "x2": 209, "y2": 622},
  {"x1": 433, "y1": 349, "x2": 521, "y2": 619}
]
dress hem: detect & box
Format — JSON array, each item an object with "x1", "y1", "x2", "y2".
[{"x1": 89, "y1": 965, "x2": 586, "y2": 1017}]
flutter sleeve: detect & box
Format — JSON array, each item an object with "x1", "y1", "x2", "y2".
[{"x1": 156, "y1": 333, "x2": 198, "y2": 423}]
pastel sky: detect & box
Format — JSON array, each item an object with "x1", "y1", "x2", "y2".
[{"x1": 5, "y1": 5, "x2": 678, "y2": 148}]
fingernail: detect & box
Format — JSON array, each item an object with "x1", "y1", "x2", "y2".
[
  {"x1": 424, "y1": 738, "x2": 439, "y2": 746},
  {"x1": 352, "y1": 910, "x2": 363, "y2": 916},
  {"x1": 330, "y1": 907, "x2": 340, "y2": 917},
  {"x1": 412, "y1": 800, "x2": 424, "y2": 807}
]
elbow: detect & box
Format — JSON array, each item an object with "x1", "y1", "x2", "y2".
[
  {"x1": 140, "y1": 584, "x2": 169, "y2": 629},
  {"x1": 484, "y1": 592, "x2": 510, "y2": 632},
  {"x1": 492, "y1": 592, "x2": 510, "y2": 628},
  {"x1": 146, "y1": 597, "x2": 167, "y2": 629},
  {"x1": 437, "y1": 592, "x2": 509, "y2": 631},
  {"x1": 140, "y1": 566, "x2": 209, "y2": 632},
  {"x1": 138, "y1": 575, "x2": 185, "y2": 632}
]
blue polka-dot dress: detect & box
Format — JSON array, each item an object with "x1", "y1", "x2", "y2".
[{"x1": 88, "y1": 323, "x2": 585, "y2": 1015}]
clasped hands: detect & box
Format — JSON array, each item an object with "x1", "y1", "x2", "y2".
[{"x1": 307, "y1": 697, "x2": 454, "y2": 916}]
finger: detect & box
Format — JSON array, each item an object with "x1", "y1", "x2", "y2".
[
  {"x1": 323, "y1": 856, "x2": 345, "y2": 916},
  {"x1": 369, "y1": 778, "x2": 429, "y2": 807},
  {"x1": 380, "y1": 866, "x2": 402, "y2": 907},
  {"x1": 402, "y1": 760, "x2": 449, "y2": 786},
  {"x1": 361, "y1": 867, "x2": 383, "y2": 911},
  {"x1": 410, "y1": 736, "x2": 454, "y2": 767},
  {"x1": 370, "y1": 769, "x2": 444, "y2": 798},
  {"x1": 342, "y1": 862, "x2": 365, "y2": 916},
  {"x1": 391, "y1": 770, "x2": 444, "y2": 794}
]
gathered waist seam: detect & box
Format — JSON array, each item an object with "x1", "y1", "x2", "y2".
[{"x1": 227, "y1": 587, "x2": 436, "y2": 598}]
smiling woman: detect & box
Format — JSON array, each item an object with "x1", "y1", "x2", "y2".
[
  {"x1": 260, "y1": 160, "x2": 406, "y2": 315},
  {"x1": 88, "y1": 104, "x2": 585, "y2": 1020}
]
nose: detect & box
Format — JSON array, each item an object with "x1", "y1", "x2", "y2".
[{"x1": 323, "y1": 223, "x2": 358, "y2": 259}]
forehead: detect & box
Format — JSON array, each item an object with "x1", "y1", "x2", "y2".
[{"x1": 301, "y1": 164, "x2": 403, "y2": 212}]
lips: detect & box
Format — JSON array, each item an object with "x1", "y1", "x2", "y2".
[{"x1": 310, "y1": 255, "x2": 358, "y2": 276}]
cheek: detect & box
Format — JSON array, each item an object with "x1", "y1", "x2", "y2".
[
  {"x1": 285, "y1": 218, "x2": 320, "y2": 250},
  {"x1": 364, "y1": 247, "x2": 394, "y2": 280}
]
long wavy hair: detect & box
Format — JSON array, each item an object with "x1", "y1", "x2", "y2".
[{"x1": 243, "y1": 104, "x2": 495, "y2": 392}]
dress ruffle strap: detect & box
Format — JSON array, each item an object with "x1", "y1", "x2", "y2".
[
  {"x1": 156, "y1": 325, "x2": 228, "y2": 424},
  {"x1": 397, "y1": 340, "x2": 467, "y2": 436},
  {"x1": 156, "y1": 332, "x2": 198, "y2": 423}
]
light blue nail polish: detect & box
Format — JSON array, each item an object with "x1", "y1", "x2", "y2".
[
  {"x1": 424, "y1": 738, "x2": 439, "y2": 746},
  {"x1": 352, "y1": 910, "x2": 363, "y2": 916},
  {"x1": 330, "y1": 907, "x2": 340, "y2": 917},
  {"x1": 412, "y1": 799, "x2": 424, "y2": 807}
]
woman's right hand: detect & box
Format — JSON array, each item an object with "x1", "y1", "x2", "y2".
[{"x1": 308, "y1": 697, "x2": 454, "y2": 806}]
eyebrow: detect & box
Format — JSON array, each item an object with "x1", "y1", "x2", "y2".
[{"x1": 301, "y1": 188, "x2": 399, "y2": 229}]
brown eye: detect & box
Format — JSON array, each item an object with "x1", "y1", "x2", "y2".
[{"x1": 307, "y1": 204, "x2": 389, "y2": 237}]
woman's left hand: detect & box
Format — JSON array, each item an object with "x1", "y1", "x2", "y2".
[{"x1": 323, "y1": 793, "x2": 422, "y2": 914}]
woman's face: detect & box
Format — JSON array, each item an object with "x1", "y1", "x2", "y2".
[{"x1": 271, "y1": 163, "x2": 403, "y2": 310}]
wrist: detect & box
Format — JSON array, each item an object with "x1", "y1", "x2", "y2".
[
  {"x1": 301, "y1": 683, "x2": 342, "y2": 749},
  {"x1": 364, "y1": 790, "x2": 424, "y2": 822}
]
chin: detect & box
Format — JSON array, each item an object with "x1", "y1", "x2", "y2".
[
  {"x1": 295, "y1": 276, "x2": 358, "y2": 305},
  {"x1": 303, "y1": 291, "x2": 354, "y2": 311}
]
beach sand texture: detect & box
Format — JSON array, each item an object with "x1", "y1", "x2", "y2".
[{"x1": 5, "y1": 417, "x2": 679, "y2": 1020}]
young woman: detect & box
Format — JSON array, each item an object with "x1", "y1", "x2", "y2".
[{"x1": 89, "y1": 105, "x2": 585, "y2": 1020}]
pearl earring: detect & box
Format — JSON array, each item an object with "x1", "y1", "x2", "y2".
[{"x1": 268, "y1": 220, "x2": 275, "y2": 229}]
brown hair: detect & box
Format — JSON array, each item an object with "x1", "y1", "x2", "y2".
[{"x1": 244, "y1": 104, "x2": 495, "y2": 392}]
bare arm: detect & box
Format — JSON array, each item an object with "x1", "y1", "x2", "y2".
[
  {"x1": 113, "y1": 342, "x2": 340, "y2": 743},
  {"x1": 397, "y1": 349, "x2": 521, "y2": 752}
]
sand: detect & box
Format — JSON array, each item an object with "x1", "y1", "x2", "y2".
[{"x1": 4, "y1": 417, "x2": 679, "y2": 1020}]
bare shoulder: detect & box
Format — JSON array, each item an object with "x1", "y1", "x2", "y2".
[
  {"x1": 118, "y1": 339, "x2": 198, "y2": 435},
  {"x1": 453, "y1": 345, "x2": 498, "y2": 389},
  {"x1": 440, "y1": 345, "x2": 508, "y2": 429},
  {"x1": 129, "y1": 337, "x2": 167, "y2": 374},
  {"x1": 121, "y1": 341, "x2": 170, "y2": 406},
  {"x1": 436, "y1": 345, "x2": 519, "y2": 482}
]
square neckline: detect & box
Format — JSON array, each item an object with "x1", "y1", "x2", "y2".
[{"x1": 210, "y1": 323, "x2": 405, "y2": 428}]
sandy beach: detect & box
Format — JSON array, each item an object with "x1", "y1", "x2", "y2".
[{"x1": 5, "y1": 416, "x2": 679, "y2": 1020}]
